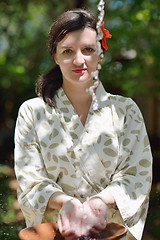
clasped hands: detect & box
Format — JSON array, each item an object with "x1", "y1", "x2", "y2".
[{"x1": 58, "y1": 197, "x2": 108, "y2": 239}]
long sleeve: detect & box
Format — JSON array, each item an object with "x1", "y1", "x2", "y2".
[
  {"x1": 14, "y1": 86, "x2": 152, "y2": 239},
  {"x1": 105, "y1": 97, "x2": 152, "y2": 239},
  {"x1": 14, "y1": 100, "x2": 63, "y2": 227}
]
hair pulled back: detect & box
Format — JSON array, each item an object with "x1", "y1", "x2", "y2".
[{"x1": 36, "y1": 9, "x2": 97, "y2": 107}]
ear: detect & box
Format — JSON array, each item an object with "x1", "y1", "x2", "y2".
[{"x1": 53, "y1": 54, "x2": 59, "y2": 65}]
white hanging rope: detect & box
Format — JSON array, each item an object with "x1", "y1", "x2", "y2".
[{"x1": 86, "y1": 0, "x2": 105, "y2": 110}]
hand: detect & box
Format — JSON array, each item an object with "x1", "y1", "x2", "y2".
[
  {"x1": 81, "y1": 197, "x2": 108, "y2": 236},
  {"x1": 58, "y1": 197, "x2": 108, "y2": 239},
  {"x1": 58, "y1": 198, "x2": 84, "y2": 239}
]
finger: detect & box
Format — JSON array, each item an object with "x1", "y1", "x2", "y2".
[
  {"x1": 58, "y1": 199, "x2": 84, "y2": 237},
  {"x1": 88, "y1": 198, "x2": 108, "y2": 220},
  {"x1": 58, "y1": 210, "x2": 70, "y2": 235},
  {"x1": 69, "y1": 204, "x2": 84, "y2": 236},
  {"x1": 95, "y1": 218, "x2": 107, "y2": 230},
  {"x1": 57, "y1": 212, "x2": 63, "y2": 233},
  {"x1": 58, "y1": 199, "x2": 76, "y2": 234},
  {"x1": 80, "y1": 202, "x2": 94, "y2": 236},
  {"x1": 82, "y1": 200, "x2": 107, "y2": 231}
]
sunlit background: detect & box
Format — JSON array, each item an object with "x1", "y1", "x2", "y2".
[{"x1": 0, "y1": 0, "x2": 160, "y2": 239}]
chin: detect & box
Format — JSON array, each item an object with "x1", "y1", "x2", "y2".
[
  {"x1": 77, "y1": 74, "x2": 92, "y2": 83},
  {"x1": 76, "y1": 78, "x2": 92, "y2": 85}
]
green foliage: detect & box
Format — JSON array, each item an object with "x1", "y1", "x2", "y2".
[
  {"x1": 0, "y1": 0, "x2": 159, "y2": 100},
  {"x1": 0, "y1": 1, "x2": 160, "y2": 239},
  {"x1": 0, "y1": 165, "x2": 16, "y2": 223},
  {"x1": 0, "y1": 223, "x2": 22, "y2": 240},
  {"x1": 0, "y1": 0, "x2": 159, "y2": 114},
  {"x1": 89, "y1": 0, "x2": 160, "y2": 97},
  {"x1": 0, "y1": 164, "x2": 23, "y2": 240}
]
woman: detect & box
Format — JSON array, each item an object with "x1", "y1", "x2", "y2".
[{"x1": 14, "y1": 9, "x2": 152, "y2": 240}]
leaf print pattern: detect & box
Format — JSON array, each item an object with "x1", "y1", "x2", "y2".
[
  {"x1": 139, "y1": 159, "x2": 151, "y2": 168},
  {"x1": 125, "y1": 167, "x2": 137, "y2": 176},
  {"x1": 103, "y1": 148, "x2": 117, "y2": 157},
  {"x1": 14, "y1": 83, "x2": 152, "y2": 240}
]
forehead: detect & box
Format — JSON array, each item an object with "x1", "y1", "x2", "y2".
[{"x1": 57, "y1": 28, "x2": 97, "y2": 48}]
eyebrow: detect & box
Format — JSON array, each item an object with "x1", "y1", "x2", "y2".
[
  {"x1": 61, "y1": 44, "x2": 96, "y2": 49},
  {"x1": 61, "y1": 46, "x2": 72, "y2": 49}
]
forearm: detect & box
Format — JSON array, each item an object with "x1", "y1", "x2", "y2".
[
  {"x1": 47, "y1": 192, "x2": 74, "y2": 210},
  {"x1": 93, "y1": 189, "x2": 116, "y2": 207}
]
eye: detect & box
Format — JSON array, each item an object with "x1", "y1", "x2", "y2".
[
  {"x1": 83, "y1": 47, "x2": 95, "y2": 54},
  {"x1": 63, "y1": 49, "x2": 73, "y2": 54}
]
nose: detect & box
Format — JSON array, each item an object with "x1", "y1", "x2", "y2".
[{"x1": 73, "y1": 50, "x2": 85, "y2": 65}]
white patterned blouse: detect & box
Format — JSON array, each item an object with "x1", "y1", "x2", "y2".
[{"x1": 14, "y1": 82, "x2": 152, "y2": 240}]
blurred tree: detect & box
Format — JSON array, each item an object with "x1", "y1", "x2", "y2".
[
  {"x1": 92, "y1": 0, "x2": 160, "y2": 95},
  {"x1": 88, "y1": 0, "x2": 160, "y2": 137},
  {"x1": 0, "y1": 0, "x2": 160, "y2": 157},
  {"x1": 0, "y1": 0, "x2": 88, "y2": 164},
  {"x1": 0, "y1": 0, "x2": 160, "y2": 239}
]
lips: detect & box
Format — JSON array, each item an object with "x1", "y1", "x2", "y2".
[{"x1": 72, "y1": 68, "x2": 87, "y2": 74}]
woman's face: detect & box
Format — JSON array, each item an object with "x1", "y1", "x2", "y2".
[{"x1": 54, "y1": 27, "x2": 100, "y2": 86}]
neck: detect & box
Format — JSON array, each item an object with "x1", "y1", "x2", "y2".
[
  {"x1": 62, "y1": 81, "x2": 93, "y2": 106},
  {"x1": 62, "y1": 81, "x2": 93, "y2": 126}
]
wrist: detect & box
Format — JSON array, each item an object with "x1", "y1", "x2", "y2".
[
  {"x1": 47, "y1": 192, "x2": 74, "y2": 210},
  {"x1": 88, "y1": 195, "x2": 105, "y2": 204},
  {"x1": 92, "y1": 192, "x2": 116, "y2": 208},
  {"x1": 62, "y1": 195, "x2": 75, "y2": 205}
]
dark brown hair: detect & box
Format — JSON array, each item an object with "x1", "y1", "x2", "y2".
[{"x1": 36, "y1": 9, "x2": 97, "y2": 107}]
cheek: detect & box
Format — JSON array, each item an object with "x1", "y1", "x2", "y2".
[
  {"x1": 87, "y1": 55, "x2": 99, "y2": 67},
  {"x1": 63, "y1": 59, "x2": 73, "y2": 64},
  {"x1": 59, "y1": 60, "x2": 73, "y2": 75},
  {"x1": 61, "y1": 56, "x2": 74, "y2": 65},
  {"x1": 58, "y1": 59, "x2": 72, "y2": 71}
]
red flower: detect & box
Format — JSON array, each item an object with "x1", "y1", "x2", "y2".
[{"x1": 100, "y1": 21, "x2": 112, "y2": 50}]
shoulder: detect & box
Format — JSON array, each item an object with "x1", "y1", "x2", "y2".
[
  {"x1": 19, "y1": 97, "x2": 44, "y2": 109},
  {"x1": 98, "y1": 83, "x2": 139, "y2": 115},
  {"x1": 108, "y1": 93, "x2": 140, "y2": 113},
  {"x1": 18, "y1": 97, "x2": 53, "y2": 118},
  {"x1": 17, "y1": 97, "x2": 57, "y2": 123},
  {"x1": 18, "y1": 97, "x2": 51, "y2": 114},
  {"x1": 106, "y1": 93, "x2": 143, "y2": 125}
]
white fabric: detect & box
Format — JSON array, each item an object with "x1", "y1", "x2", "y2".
[{"x1": 14, "y1": 82, "x2": 152, "y2": 239}]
